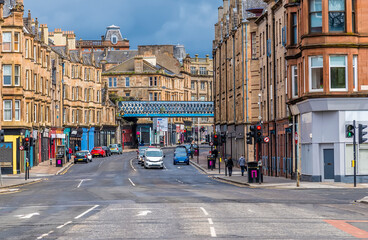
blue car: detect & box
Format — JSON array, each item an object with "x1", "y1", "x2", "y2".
[{"x1": 173, "y1": 151, "x2": 190, "y2": 165}]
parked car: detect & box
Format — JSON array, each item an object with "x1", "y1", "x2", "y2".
[
  {"x1": 173, "y1": 150, "x2": 189, "y2": 165},
  {"x1": 74, "y1": 151, "x2": 90, "y2": 164},
  {"x1": 102, "y1": 146, "x2": 112, "y2": 157},
  {"x1": 91, "y1": 147, "x2": 106, "y2": 157},
  {"x1": 78, "y1": 150, "x2": 92, "y2": 162},
  {"x1": 144, "y1": 148, "x2": 165, "y2": 169},
  {"x1": 109, "y1": 144, "x2": 123, "y2": 154}
]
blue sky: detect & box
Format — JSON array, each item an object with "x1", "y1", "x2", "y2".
[{"x1": 24, "y1": 0, "x2": 221, "y2": 58}]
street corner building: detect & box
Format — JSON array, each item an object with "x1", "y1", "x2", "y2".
[
  {"x1": 213, "y1": 0, "x2": 368, "y2": 183},
  {"x1": 0, "y1": 0, "x2": 117, "y2": 175}
]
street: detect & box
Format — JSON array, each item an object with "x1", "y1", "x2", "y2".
[{"x1": 0, "y1": 149, "x2": 367, "y2": 239}]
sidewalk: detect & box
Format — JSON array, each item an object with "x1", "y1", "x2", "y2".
[
  {"x1": 190, "y1": 152, "x2": 368, "y2": 189},
  {"x1": 0, "y1": 159, "x2": 73, "y2": 192}
]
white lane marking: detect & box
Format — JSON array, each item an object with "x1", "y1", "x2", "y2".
[
  {"x1": 77, "y1": 179, "x2": 91, "y2": 188},
  {"x1": 163, "y1": 164, "x2": 167, "y2": 169},
  {"x1": 200, "y1": 207, "x2": 209, "y2": 216},
  {"x1": 75, "y1": 205, "x2": 99, "y2": 219},
  {"x1": 136, "y1": 210, "x2": 152, "y2": 216},
  {"x1": 15, "y1": 212, "x2": 40, "y2": 219},
  {"x1": 208, "y1": 218, "x2": 214, "y2": 225},
  {"x1": 98, "y1": 160, "x2": 105, "y2": 168},
  {"x1": 210, "y1": 227, "x2": 217, "y2": 237},
  {"x1": 128, "y1": 178, "x2": 136, "y2": 187},
  {"x1": 130, "y1": 158, "x2": 137, "y2": 172},
  {"x1": 37, "y1": 231, "x2": 54, "y2": 239},
  {"x1": 57, "y1": 221, "x2": 72, "y2": 229},
  {"x1": 176, "y1": 179, "x2": 184, "y2": 184}
]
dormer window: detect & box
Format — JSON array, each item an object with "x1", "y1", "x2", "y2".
[{"x1": 111, "y1": 35, "x2": 118, "y2": 44}]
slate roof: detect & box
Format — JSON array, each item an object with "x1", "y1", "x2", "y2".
[
  {"x1": 105, "y1": 25, "x2": 124, "y2": 42},
  {"x1": 3, "y1": 0, "x2": 15, "y2": 18},
  {"x1": 94, "y1": 50, "x2": 138, "y2": 65}
]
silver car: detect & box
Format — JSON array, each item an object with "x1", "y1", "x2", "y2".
[{"x1": 144, "y1": 148, "x2": 164, "y2": 169}]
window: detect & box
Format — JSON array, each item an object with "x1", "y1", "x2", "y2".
[
  {"x1": 34, "y1": 74, "x2": 37, "y2": 92},
  {"x1": 149, "y1": 77, "x2": 153, "y2": 86},
  {"x1": 251, "y1": 32, "x2": 257, "y2": 59},
  {"x1": 113, "y1": 78, "x2": 117, "y2": 87},
  {"x1": 353, "y1": 55, "x2": 358, "y2": 91},
  {"x1": 125, "y1": 77, "x2": 130, "y2": 87},
  {"x1": 26, "y1": 70, "x2": 29, "y2": 90},
  {"x1": 3, "y1": 65, "x2": 12, "y2": 86},
  {"x1": 46, "y1": 107, "x2": 49, "y2": 123},
  {"x1": 34, "y1": 45, "x2": 37, "y2": 63},
  {"x1": 72, "y1": 110, "x2": 75, "y2": 123},
  {"x1": 329, "y1": 0, "x2": 345, "y2": 32},
  {"x1": 126, "y1": 92, "x2": 130, "y2": 97},
  {"x1": 97, "y1": 90, "x2": 100, "y2": 103},
  {"x1": 309, "y1": 56, "x2": 324, "y2": 91},
  {"x1": 85, "y1": 111, "x2": 87, "y2": 123},
  {"x1": 108, "y1": 78, "x2": 112, "y2": 87},
  {"x1": 149, "y1": 93, "x2": 153, "y2": 101},
  {"x1": 75, "y1": 87, "x2": 78, "y2": 100},
  {"x1": 191, "y1": 67, "x2": 196, "y2": 75},
  {"x1": 200, "y1": 82, "x2": 205, "y2": 90},
  {"x1": 63, "y1": 108, "x2": 66, "y2": 124},
  {"x1": 97, "y1": 71, "x2": 100, "y2": 82},
  {"x1": 111, "y1": 35, "x2": 118, "y2": 44},
  {"x1": 191, "y1": 81, "x2": 195, "y2": 90},
  {"x1": 191, "y1": 96, "x2": 195, "y2": 101},
  {"x1": 72, "y1": 87, "x2": 75, "y2": 100},
  {"x1": 154, "y1": 93, "x2": 158, "y2": 101},
  {"x1": 14, "y1": 65, "x2": 20, "y2": 86},
  {"x1": 200, "y1": 96, "x2": 205, "y2": 101},
  {"x1": 3, "y1": 100, "x2": 12, "y2": 121},
  {"x1": 84, "y1": 89, "x2": 87, "y2": 101},
  {"x1": 310, "y1": 0, "x2": 322, "y2": 33},
  {"x1": 40, "y1": 77, "x2": 43, "y2": 94},
  {"x1": 13, "y1": 32, "x2": 20, "y2": 52},
  {"x1": 330, "y1": 55, "x2": 347, "y2": 90},
  {"x1": 14, "y1": 100, "x2": 20, "y2": 121},
  {"x1": 154, "y1": 77, "x2": 157, "y2": 86},
  {"x1": 25, "y1": 39, "x2": 29, "y2": 58},
  {"x1": 26, "y1": 103, "x2": 29, "y2": 123},
  {"x1": 352, "y1": 0, "x2": 356, "y2": 32},
  {"x1": 291, "y1": 13, "x2": 298, "y2": 45},
  {"x1": 199, "y1": 67, "x2": 207, "y2": 75},
  {"x1": 292, "y1": 65, "x2": 298, "y2": 98},
  {"x1": 2, "y1": 32, "x2": 11, "y2": 51}
]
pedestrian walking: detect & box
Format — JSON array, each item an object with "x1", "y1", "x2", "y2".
[
  {"x1": 238, "y1": 155, "x2": 246, "y2": 176},
  {"x1": 68, "y1": 147, "x2": 72, "y2": 160},
  {"x1": 75, "y1": 144, "x2": 79, "y2": 152},
  {"x1": 226, "y1": 156, "x2": 234, "y2": 176}
]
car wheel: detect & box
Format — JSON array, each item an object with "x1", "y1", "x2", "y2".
[
  {"x1": 103, "y1": 153, "x2": 106, "y2": 157},
  {"x1": 187, "y1": 162, "x2": 190, "y2": 165},
  {"x1": 173, "y1": 161, "x2": 176, "y2": 165},
  {"x1": 74, "y1": 161, "x2": 77, "y2": 164}
]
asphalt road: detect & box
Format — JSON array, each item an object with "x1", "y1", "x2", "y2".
[{"x1": 0, "y1": 148, "x2": 367, "y2": 239}]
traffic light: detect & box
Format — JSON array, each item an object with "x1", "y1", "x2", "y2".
[
  {"x1": 359, "y1": 124, "x2": 367, "y2": 144},
  {"x1": 255, "y1": 124, "x2": 263, "y2": 143},
  {"x1": 346, "y1": 124, "x2": 355, "y2": 138},
  {"x1": 30, "y1": 137, "x2": 35, "y2": 147},
  {"x1": 23, "y1": 137, "x2": 30, "y2": 151},
  {"x1": 246, "y1": 132, "x2": 252, "y2": 144},
  {"x1": 221, "y1": 133, "x2": 226, "y2": 144},
  {"x1": 0, "y1": 130, "x2": 4, "y2": 143},
  {"x1": 213, "y1": 134, "x2": 219, "y2": 146},
  {"x1": 154, "y1": 130, "x2": 157, "y2": 135}
]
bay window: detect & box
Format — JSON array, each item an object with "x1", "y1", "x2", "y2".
[
  {"x1": 310, "y1": 0, "x2": 322, "y2": 33},
  {"x1": 330, "y1": 55, "x2": 347, "y2": 90},
  {"x1": 309, "y1": 56, "x2": 324, "y2": 91},
  {"x1": 329, "y1": 0, "x2": 345, "y2": 32}
]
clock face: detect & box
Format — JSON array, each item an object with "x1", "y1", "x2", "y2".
[{"x1": 111, "y1": 35, "x2": 118, "y2": 44}]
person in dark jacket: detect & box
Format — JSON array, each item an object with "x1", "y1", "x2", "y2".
[{"x1": 226, "y1": 156, "x2": 234, "y2": 176}]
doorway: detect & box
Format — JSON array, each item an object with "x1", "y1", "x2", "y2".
[{"x1": 323, "y1": 149, "x2": 334, "y2": 180}]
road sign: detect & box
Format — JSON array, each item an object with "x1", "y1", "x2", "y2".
[
  {"x1": 209, "y1": 142, "x2": 214, "y2": 146},
  {"x1": 19, "y1": 146, "x2": 24, "y2": 151},
  {"x1": 264, "y1": 137, "x2": 270, "y2": 143}
]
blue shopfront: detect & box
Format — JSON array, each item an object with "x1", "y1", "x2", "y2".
[{"x1": 81, "y1": 128, "x2": 95, "y2": 151}]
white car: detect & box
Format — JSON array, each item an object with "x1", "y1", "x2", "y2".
[{"x1": 144, "y1": 148, "x2": 164, "y2": 169}]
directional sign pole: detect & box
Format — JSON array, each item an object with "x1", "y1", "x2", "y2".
[{"x1": 353, "y1": 120, "x2": 357, "y2": 188}]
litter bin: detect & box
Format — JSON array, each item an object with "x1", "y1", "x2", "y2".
[
  {"x1": 56, "y1": 154, "x2": 64, "y2": 167},
  {"x1": 207, "y1": 155, "x2": 216, "y2": 169},
  {"x1": 194, "y1": 148, "x2": 199, "y2": 156},
  {"x1": 247, "y1": 162, "x2": 260, "y2": 183}
]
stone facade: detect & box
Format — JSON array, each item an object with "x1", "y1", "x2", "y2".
[
  {"x1": 0, "y1": 0, "x2": 116, "y2": 174},
  {"x1": 213, "y1": 0, "x2": 264, "y2": 161}
]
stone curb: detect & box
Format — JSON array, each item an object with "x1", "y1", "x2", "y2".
[
  {"x1": 189, "y1": 160, "x2": 208, "y2": 174},
  {"x1": 56, "y1": 161, "x2": 73, "y2": 175},
  {"x1": 0, "y1": 178, "x2": 44, "y2": 190}
]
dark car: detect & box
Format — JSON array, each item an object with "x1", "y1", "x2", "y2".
[
  {"x1": 74, "y1": 151, "x2": 90, "y2": 164},
  {"x1": 102, "y1": 146, "x2": 112, "y2": 157}
]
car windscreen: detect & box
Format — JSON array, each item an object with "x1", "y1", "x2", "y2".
[
  {"x1": 93, "y1": 148, "x2": 101, "y2": 150},
  {"x1": 109, "y1": 144, "x2": 117, "y2": 148},
  {"x1": 139, "y1": 147, "x2": 148, "y2": 151},
  {"x1": 176, "y1": 147, "x2": 187, "y2": 152},
  {"x1": 145, "y1": 151, "x2": 163, "y2": 157},
  {"x1": 75, "y1": 152, "x2": 86, "y2": 157},
  {"x1": 139, "y1": 149, "x2": 146, "y2": 156},
  {"x1": 176, "y1": 151, "x2": 187, "y2": 157}
]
